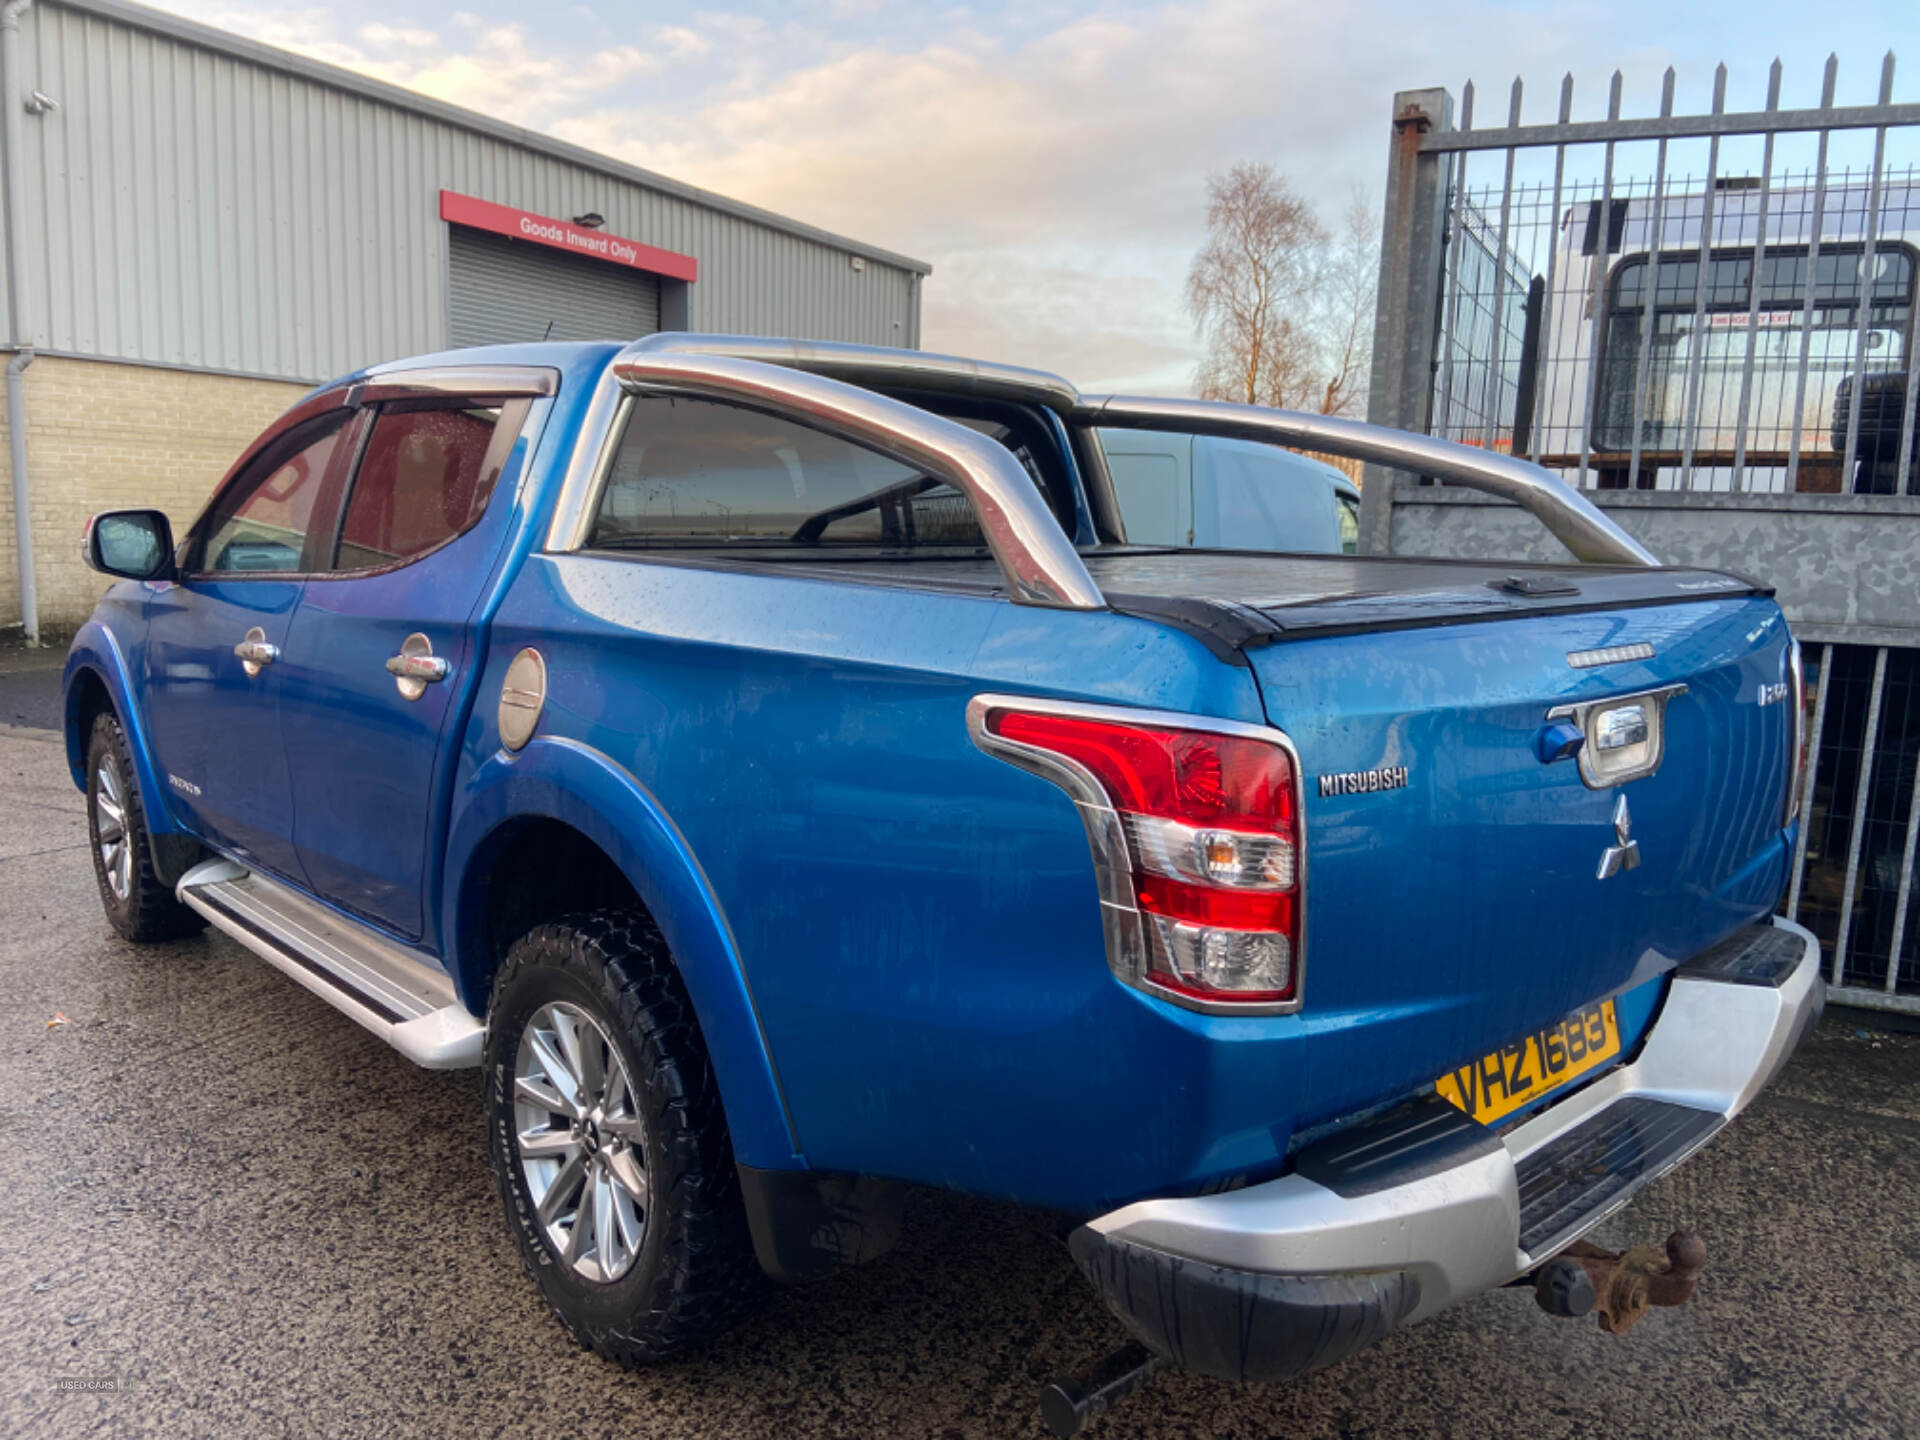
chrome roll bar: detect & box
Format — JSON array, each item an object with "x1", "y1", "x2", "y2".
[
  {"x1": 604, "y1": 348, "x2": 1106, "y2": 610},
  {"x1": 549, "y1": 333, "x2": 1655, "y2": 584},
  {"x1": 630, "y1": 332, "x2": 1082, "y2": 413},
  {"x1": 1079, "y1": 394, "x2": 1659, "y2": 568}
]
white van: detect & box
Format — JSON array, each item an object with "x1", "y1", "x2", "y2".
[{"x1": 1098, "y1": 429, "x2": 1361, "y2": 554}]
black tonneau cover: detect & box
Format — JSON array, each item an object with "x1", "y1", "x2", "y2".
[
  {"x1": 595, "y1": 546, "x2": 1769, "y2": 660},
  {"x1": 1089, "y1": 549, "x2": 1769, "y2": 647}
]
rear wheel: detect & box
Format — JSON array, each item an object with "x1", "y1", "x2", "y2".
[
  {"x1": 85, "y1": 712, "x2": 206, "y2": 943},
  {"x1": 484, "y1": 911, "x2": 763, "y2": 1364}
]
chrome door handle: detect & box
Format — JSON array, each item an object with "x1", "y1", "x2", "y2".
[
  {"x1": 386, "y1": 633, "x2": 449, "y2": 700},
  {"x1": 385, "y1": 653, "x2": 450, "y2": 682},
  {"x1": 234, "y1": 626, "x2": 279, "y2": 677}
]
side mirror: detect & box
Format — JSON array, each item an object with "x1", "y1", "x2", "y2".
[{"x1": 83, "y1": 509, "x2": 175, "y2": 581}]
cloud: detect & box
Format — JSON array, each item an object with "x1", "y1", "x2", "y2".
[
  {"x1": 195, "y1": 6, "x2": 661, "y2": 130},
  {"x1": 537, "y1": 0, "x2": 1459, "y2": 381},
  {"x1": 151, "y1": 0, "x2": 1790, "y2": 390}
]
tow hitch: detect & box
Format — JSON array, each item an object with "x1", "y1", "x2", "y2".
[{"x1": 1530, "y1": 1230, "x2": 1708, "y2": 1335}]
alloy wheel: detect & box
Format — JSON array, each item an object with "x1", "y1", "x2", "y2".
[
  {"x1": 512, "y1": 1001, "x2": 651, "y2": 1282},
  {"x1": 94, "y1": 758, "x2": 133, "y2": 903}
]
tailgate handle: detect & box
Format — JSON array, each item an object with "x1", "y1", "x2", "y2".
[{"x1": 1535, "y1": 719, "x2": 1587, "y2": 765}]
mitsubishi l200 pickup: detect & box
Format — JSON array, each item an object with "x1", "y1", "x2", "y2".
[{"x1": 64, "y1": 334, "x2": 1821, "y2": 1429}]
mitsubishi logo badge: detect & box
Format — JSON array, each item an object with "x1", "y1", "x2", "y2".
[{"x1": 1597, "y1": 795, "x2": 1640, "y2": 880}]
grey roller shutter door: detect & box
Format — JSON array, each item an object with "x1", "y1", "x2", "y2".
[{"x1": 447, "y1": 226, "x2": 661, "y2": 348}]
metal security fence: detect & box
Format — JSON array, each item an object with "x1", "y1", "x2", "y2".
[
  {"x1": 1791, "y1": 642, "x2": 1920, "y2": 1013},
  {"x1": 1363, "y1": 55, "x2": 1920, "y2": 1011},
  {"x1": 1369, "y1": 56, "x2": 1920, "y2": 497}
]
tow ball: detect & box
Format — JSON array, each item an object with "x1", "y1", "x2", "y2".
[{"x1": 1529, "y1": 1230, "x2": 1708, "y2": 1335}]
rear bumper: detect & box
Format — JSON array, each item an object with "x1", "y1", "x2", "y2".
[{"x1": 1070, "y1": 917, "x2": 1824, "y2": 1383}]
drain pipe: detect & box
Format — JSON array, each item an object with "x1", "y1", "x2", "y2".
[
  {"x1": 2, "y1": 0, "x2": 37, "y2": 645},
  {"x1": 6, "y1": 348, "x2": 31, "y2": 643}
]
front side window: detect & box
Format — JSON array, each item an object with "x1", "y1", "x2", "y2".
[
  {"x1": 196, "y1": 412, "x2": 352, "y2": 574},
  {"x1": 588, "y1": 395, "x2": 985, "y2": 550},
  {"x1": 1337, "y1": 492, "x2": 1360, "y2": 554},
  {"x1": 334, "y1": 404, "x2": 506, "y2": 570}
]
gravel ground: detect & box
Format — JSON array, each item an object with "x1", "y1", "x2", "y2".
[{"x1": 0, "y1": 723, "x2": 1915, "y2": 1440}]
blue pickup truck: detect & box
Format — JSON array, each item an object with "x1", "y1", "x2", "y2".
[{"x1": 64, "y1": 334, "x2": 1821, "y2": 1421}]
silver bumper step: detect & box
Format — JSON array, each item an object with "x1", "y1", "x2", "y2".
[
  {"x1": 1514, "y1": 1096, "x2": 1722, "y2": 1259},
  {"x1": 1081, "y1": 917, "x2": 1826, "y2": 1324},
  {"x1": 177, "y1": 859, "x2": 484, "y2": 1068}
]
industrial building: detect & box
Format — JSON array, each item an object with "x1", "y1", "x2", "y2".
[{"x1": 0, "y1": 0, "x2": 929, "y2": 636}]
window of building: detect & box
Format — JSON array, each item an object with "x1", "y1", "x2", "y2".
[
  {"x1": 588, "y1": 394, "x2": 986, "y2": 550},
  {"x1": 334, "y1": 404, "x2": 506, "y2": 570},
  {"x1": 196, "y1": 412, "x2": 353, "y2": 574}
]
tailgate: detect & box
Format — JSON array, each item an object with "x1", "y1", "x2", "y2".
[{"x1": 1249, "y1": 595, "x2": 1796, "y2": 1129}]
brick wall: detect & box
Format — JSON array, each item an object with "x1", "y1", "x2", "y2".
[{"x1": 0, "y1": 354, "x2": 308, "y2": 634}]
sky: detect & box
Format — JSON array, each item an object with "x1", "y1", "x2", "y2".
[{"x1": 154, "y1": 0, "x2": 1913, "y2": 393}]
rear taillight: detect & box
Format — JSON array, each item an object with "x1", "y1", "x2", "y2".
[{"x1": 968, "y1": 696, "x2": 1304, "y2": 1010}]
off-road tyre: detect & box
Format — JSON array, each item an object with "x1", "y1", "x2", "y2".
[
  {"x1": 85, "y1": 711, "x2": 207, "y2": 943},
  {"x1": 484, "y1": 910, "x2": 764, "y2": 1365}
]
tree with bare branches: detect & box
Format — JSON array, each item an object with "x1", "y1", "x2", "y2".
[
  {"x1": 1314, "y1": 190, "x2": 1379, "y2": 418},
  {"x1": 1186, "y1": 163, "x2": 1325, "y2": 409},
  {"x1": 1186, "y1": 166, "x2": 1378, "y2": 418}
]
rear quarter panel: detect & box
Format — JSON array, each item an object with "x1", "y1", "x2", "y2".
[{"x1": 465, "y1": 552, "x2": 1327, "y2": 1208}]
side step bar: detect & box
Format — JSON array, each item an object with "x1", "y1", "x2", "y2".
[{"x1": 177, "y1": 858, "x2": 484, "y2": 1068}]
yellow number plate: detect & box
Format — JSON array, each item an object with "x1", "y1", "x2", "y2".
[{"x1": 1435, "y1": 1000, "x2": 1621, "y2": 1126}]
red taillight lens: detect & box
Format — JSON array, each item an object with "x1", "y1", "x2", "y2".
[
  {"x1": 991, "y1": 711, "x2": 1295, "y2": 830},
  {"x1": 983, "y1": 705, "x2": 1302, "y2": 1006}
]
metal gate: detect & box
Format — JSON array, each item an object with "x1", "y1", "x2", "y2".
[
  {"x1": 1363, "y1": 54, "x2": 1920, "y2": 1012},
  {"x1": 447, "y1": 226, "x2": 661, "y2": 349}
]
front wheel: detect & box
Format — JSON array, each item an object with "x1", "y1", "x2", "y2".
[
  {"x1": 85, "y1": 712, "x2": 206, "y2": 943},
  {"x1": 484, "y1": 912, "x2": 763, "y2": 1365}
]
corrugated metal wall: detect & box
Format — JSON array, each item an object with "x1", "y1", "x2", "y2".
[{"x1": 9, "y1": 0, "x2": 923, "y2": 382}]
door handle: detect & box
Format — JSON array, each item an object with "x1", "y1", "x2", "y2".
[
  {"x1": 234, "y1": 626, "x2": 279, "y2": 677},
  {"x1": 386, "y1": 632, "x2": 449, "y2": 700},
  {"x1": 386, "y1": 653, "x2": 450, "y2": 683}
]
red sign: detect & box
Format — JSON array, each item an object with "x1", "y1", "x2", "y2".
[{"x1": 439, "y1": 191, "x2": 699, "y2": 284}]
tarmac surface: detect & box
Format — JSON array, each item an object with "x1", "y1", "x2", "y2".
[
  {"x1": 0, "y1": 684, "x2": 1916, "y2": 1440},
  {"x1": 0, "y1": 641, "x2": 65, "y2": 732}
]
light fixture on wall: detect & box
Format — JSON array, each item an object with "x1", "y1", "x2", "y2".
[
  {"x1": 849, "y1": 255, "x2": 866, "y2": 272},
  {"x1": 572, "y1": 212, "x2": 605, "y2": 230}
]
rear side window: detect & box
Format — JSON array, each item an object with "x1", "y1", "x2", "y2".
[
  {"x1": 589, "y1": 394, "x2": 985, "y2": 549},
  {"x1": 1098, "y1": 429, "x2": 1348, "y2": 554},
  {"x1": 334, "y1": 404, "x2": 505, "y2": 570},
  {"x1": 196, "y1": 411, "x2": 352, "y2": 574},
  {"x1": 1106, "y1": 449, "x2": 1189, "y2": 546}
]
